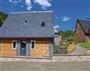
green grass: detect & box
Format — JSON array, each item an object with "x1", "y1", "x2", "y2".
[{"x1": 79, "y1": 42, "x2": 90, "y2": 49}]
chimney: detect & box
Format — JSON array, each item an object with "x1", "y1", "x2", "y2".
[{"x1": 53, "y1": 25, "x2": 60, "y2": 34}]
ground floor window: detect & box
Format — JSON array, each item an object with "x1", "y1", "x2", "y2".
[
  {"x1": 31, "y1": 40, "x2": 36, "y2": 49},
  {"x1": 12, "y1": 41, "x2": 17, "y2": 49},
  {"x1": 0, "y1": 40, "x2": 1, "y2": 50}
]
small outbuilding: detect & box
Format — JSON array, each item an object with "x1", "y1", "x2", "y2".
[{"x1": 0, "y1": 11, "x2": 54, "y2": 58}]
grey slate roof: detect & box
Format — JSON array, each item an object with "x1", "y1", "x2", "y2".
[
  {"x1": 79, "y1": 20, "x2": 90, "y2": 34},
  {"x1": 0, "y1": 11, "x2": 54, "y2": 38}
]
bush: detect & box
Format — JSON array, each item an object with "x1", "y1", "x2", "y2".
[
  {"x1": 66, "y1": 36, "x2": 74, "y2": 43},
  {"x1": 53, "y1": 45, "x2": 68, "y2": 54}
]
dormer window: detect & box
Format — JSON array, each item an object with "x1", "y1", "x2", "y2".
[
  {"x1": 25, "y1": 20, "x2": 27, "y2": 23},
  {"x1": 24, "y1": 20, "x2": 27, "y2": 24},
  {"x1": 41, "y1": 22, "x2": 45, "y2": 27}
]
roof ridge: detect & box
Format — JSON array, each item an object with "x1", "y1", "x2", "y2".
[{"x1": 10, "y1": 11, "x2": 53, "y2": 14}]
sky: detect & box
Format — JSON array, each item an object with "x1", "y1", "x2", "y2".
[{"x1": 0, "y1": 0, "x2": 90, "y2": 31}]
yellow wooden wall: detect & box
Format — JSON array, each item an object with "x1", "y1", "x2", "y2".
[
  {"x1": 0, "y1": 40, "x2": 49, "y2": 58},
  {"x1": 0, "y1": 40, "x2": 16, "y2": 57},
  {"x1": 31, "y1": 41, "x2": 49, "y2": 58}
]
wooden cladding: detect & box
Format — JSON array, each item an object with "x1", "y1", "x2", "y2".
[{"x1": 0, "y1": 39, "x2": 53, "y2": 58}]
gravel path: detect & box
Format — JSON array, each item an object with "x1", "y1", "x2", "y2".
[{"x1": 70, "y1": 45, "x2": 88, "y2": 55}]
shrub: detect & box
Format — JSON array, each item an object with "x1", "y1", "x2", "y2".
[{"x1": 53, "y1": 45, "x2": 68, "y2": 54}]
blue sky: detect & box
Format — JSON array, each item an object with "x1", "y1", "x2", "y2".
[{"x1": 0, "y1": 0, "x2": 90, "y2": 31}]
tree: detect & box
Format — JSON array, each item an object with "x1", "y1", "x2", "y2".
[
  {"x1": 0, "y1": 11, "x2": 7, "y2": 27},
  {"x1": 59, "y1": 30, "x2": 74, "y2": 43}
]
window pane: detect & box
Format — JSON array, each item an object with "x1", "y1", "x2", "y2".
[
  {"x1": 41, "y1": 22, "x2": 45, "y2": 27},
  {"x1": 32, "y1": 41, "x2": 34, "y2": 49},
  {"x1": 13, "y1": 41, "x2": 16, "y2": 48}
]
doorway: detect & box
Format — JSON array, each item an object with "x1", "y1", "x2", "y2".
[{"x1": 20, "y1": 41, "x2": 26, "y2": 56}]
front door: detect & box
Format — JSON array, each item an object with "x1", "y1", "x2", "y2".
[{"x1": 20, "y1": 41, "x2": 26, "y2": 56}]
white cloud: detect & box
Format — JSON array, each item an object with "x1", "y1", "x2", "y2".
[
  {"x1": 9, "y1": 0, "x2": 32, "y2": 10},
  {"x1": 34, "y1": 0, "x2": 52, "y2": 10},
  {"x1": 41, "y1": 6, "x2": 47, "y2": 10},
  {"x1": 18, "y1": 0, "x2": 21, "y2": 2},
  {"x1": 61, "y1": 16, "x2": 71, "y2": 22},
  {"x1": 25, "y1": 0, "x2": 32, "y2": 10},
  {"x1": 9, "y1": 0, "x2": 13, "y2": 2},
  {"x1": 55, "y1": 17, "x2": 59, "y2": 19},
  {"x1": 8, "y1": 0, "x2": 52, "y2": 10}
]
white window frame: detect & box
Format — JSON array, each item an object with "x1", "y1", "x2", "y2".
[
  {"x1": 30, "y1": 40, "x2": 36, "y2": 49},
  {"x1": 12, "y1": 40, "x2": 17, "y2": 49}
]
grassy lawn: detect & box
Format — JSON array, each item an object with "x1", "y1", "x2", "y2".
[{"x1": 79, "y1": 42, "x2": 90, "y2": 49}]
